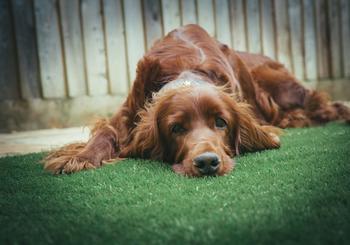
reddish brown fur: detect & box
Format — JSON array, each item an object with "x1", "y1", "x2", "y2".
[
  {"x1": 236, "y1": 51, "x2": 350, "y2": 127},
  {"x1": 43, "y1": 25, "x2": 349, "y2": 176}
]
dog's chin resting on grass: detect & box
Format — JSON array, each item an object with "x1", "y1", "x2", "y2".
[{"x1": 43, "y1": 24, "x2": 350, "y2": 177}]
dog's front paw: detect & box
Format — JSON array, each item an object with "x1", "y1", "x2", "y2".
[
  {"x1": 43, "y1": 143, "x2": 97, "y2": 174},
  {"x1": 45, "y1": 155, "x2": 96, "y2": 174},
  {"x1": 269, "y1": 133, "x2": 280, "y2": 146},
  {"x1": 267, "y1": 132, "x2": 281, "y2": 149}
]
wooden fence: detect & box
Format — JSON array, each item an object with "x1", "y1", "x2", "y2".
[{"x1": 0, "y1": 0, "x2": 349, "y2": 132}]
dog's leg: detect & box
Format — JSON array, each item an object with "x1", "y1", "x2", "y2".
[
  {"x1": 305, "y1": 91, "x2": 350, "y2": 125},
  {"x1": 333, "y1": 102, "x2": 350, "y2": 123},
  {"x1": 43, "y1": 119, "x2": 121, "y2": 174},
  {"x1": 43, "y1": 94, "x2": 142, "y2": 174},
  {"x1": 243, "y1": 60, "x2": 350, "y2": 127},
  {"x1": 43, "y1": 56, "x2": 164, "y2": 174},
  {"x1": 276, "y1": 109, "x2": 311, "y2": 128}
]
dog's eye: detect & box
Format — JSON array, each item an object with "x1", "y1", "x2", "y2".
[
  {"x1": 171, "y1": 124, "x2": 186, "y2": 134},
  {"x1": 215, "y1": 117, "x2": 227, "y2": 129}
]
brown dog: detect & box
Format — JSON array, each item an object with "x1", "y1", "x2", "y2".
[{"x1": 44, "y1": 25, "x2": 350, "y2": 177}]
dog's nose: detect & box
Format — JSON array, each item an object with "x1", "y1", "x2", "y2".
[{"x1": 193, "y1": 152, "x2": 220, "y2": 175}]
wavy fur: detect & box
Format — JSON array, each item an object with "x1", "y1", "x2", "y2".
[{"x1": 43, "y1": 24, "x2": 349, "y2": 176}]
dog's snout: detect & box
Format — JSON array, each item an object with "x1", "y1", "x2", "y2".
[{"x1": 193, "y1": 152, "x2": 220, "y2": 175}]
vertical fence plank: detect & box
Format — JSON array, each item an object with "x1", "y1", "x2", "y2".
[
  {"x1": 81, "y1": 0, "x2": 108, "y2": 95},
  {"x1": 143, "y1": 0, "x2": 163, "y2": 50},
  {"x1": 303, "y1": 0, "x2": 318, "y2": 80},
  {"x1": 340, "y1": 0, "x2": 350, "y2": 77},
  {"x1": 181, "y1": 0, "x2": 197, "y2": 25},
  {"x1": 34, "y1": 0, "x2": 66, "y2": 98},
  {"x1": 162, "y1": 0, "x2": 180, "y2": 34},
  {"x1": 261, "y1": 0, "x2": 276, "y2": 59},
  {"x1": 0, "y1": 0, "x2": 20, "y2": 100},
  {"x1": 274, "y1": 0, "x2": 292, "y2": 71},
  {"x1": 229, "y1": 0, "x2": 247, "y2": 51},
  {"x1": 288, "y1": 0, "x2": 304, "y2": 79},
  {"x1": 214, "y1": 0, "x2": 232, "y2": 46},
  {"x1": 197, "y1": 0, "x2": 215, "y2": 36},
  {"x1": 103, "y1": 0, "x2": 129, "y2": 95},
  {"x1": 12, "y1": 0, "x2": 40, "y2": 99},
  {"x1": 246, "y1": 0, "x2": 261, "y2": 53},
  {"x1": 327, "y1": 0, "x2": 342, "y2": 78},
  {"x1": 123, "y1": 0, "x2": 145, "y2": 83},
  {"x1": 59, "y1": 0, "x2": 86, "y2": 97},
  {"x1": 315, "y1": 0, "x2": 330, "y2": 79}
]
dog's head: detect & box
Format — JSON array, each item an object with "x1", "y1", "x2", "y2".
[{"x1": 123, "y1": 80, "x2": 279, "y2": 177}]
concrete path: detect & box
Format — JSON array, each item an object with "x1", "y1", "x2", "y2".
[{"x1": 0, "y1": 127, "x2": 90, "y2": 157}]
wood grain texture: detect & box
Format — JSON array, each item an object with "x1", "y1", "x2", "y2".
[
  {"x1": 303, "y1": 0, "x2": 318, "y2": 80},
  {"x1": 123, "y1": 0, "x2": 146, "y2": 83},
  {"x1": 181, "y1": 0, "x2": 197, "y2": 25},
  {"x1": 246, "y1": 0, "x2": 261, "y2": 53},
  {"x1": 103, "y1": 0, "x2": 129, "y2": 95},
  {"x1": 143, "y1": 0, "x2": 163, "y2": 50},
  {"x1": 0, "y1": 0, "x2": 20, "y2": 101},
  {"x1": 214, "y1": 0, "x2": 232, "y2": 46},
  {"x1": 81, "y1": 0, "x2": 108, "y2": 95},
  {"x1": 340, "y1": 0, "x2": 350, "y2": 77},
  {"x1": 197, "y1": 0, "x2": 215, "y2": 36},
  {"x1": 59, "y1": 0, "x2": 86, "y2": 97},
  {"x1": 288, "y1": 0, "x2": 304, "y2": 79},
  {"x1": 261, "y1": 0, "x2": 276, "y2": 59},
  {"x1": 229, "y1": 0, "x2": 247, "y2": 50},
  {"x1": 34, "y1": 0, "x2": 66, "y2": 98},
  {"x1": 274, "y1": 0, "x2": 292, "y2": 71},
  {"x1": 11, "y1": 0, "x2": 41, "y2": 99},
  {"x1": 327, "y1": 0, "x2": 342, "y2": 78},
  {"x1": 161, "y1": 0, "x2": 180, "y2": 34},
  {"x1": 315, "y1": 0, "x2": 331, "y2": 79}
]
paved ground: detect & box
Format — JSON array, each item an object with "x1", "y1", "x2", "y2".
[{"x1": 0, "y1": 127, "x2": 90, "y2": 157}]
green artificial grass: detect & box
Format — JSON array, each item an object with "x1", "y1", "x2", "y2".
[{"x1": 1, "y1": 123, "x2": 350, "y2": 245}]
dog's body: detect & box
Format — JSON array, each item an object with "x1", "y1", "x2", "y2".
[{"x1": 44, "y1": 25, "x2": 350, "y2": 176}]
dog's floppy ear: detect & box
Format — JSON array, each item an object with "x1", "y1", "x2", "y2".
[
  {"x1": 131, "y1": 56, "x2": 164, "y2": 108},
  {"x1": 120, "y1": 105, "x2": 163, "y2": 160},
  {"x1": 235, "y1": 102, "x2": 281, "y2": 153},
  {"x1": 224, "y1": 97, "x2": 281, "y2": 155}
]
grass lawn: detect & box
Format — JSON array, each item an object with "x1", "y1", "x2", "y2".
[{"x1": 0, "y1": 123, "x2": 350, "y2": 244}]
